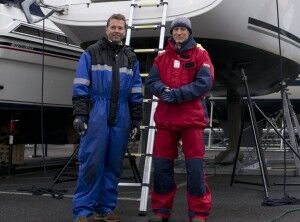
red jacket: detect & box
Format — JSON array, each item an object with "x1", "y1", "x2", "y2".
[{"x1": 146, "y1": 37, "x2": 214, "y2": 129}]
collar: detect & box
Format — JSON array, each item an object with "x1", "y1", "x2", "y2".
[
  {"x1": 99, "y1": 37, "x2": 124, "y2": 51},
  {"x1": 167, "y1": 36, "x2": 196, "y2": 53}
]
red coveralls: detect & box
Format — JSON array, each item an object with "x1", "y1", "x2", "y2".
[{"x1": 146, "y1": 37, "x2": 214, "y2": 221}]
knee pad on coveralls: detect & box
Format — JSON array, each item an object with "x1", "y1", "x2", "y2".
[
  {"x1": 153, "y1": 158, "x2": 176, "y2": 194},
  {"x1": 185, "y1": 158, "x2": 206, "y2": 196}
]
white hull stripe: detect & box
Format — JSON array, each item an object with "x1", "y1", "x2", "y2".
[
  {"x1": 0, "y1": 44, "x2": 79, "y2": 61},
  {"x1": 248, "y1": 17, "x2": 300, "y2": 45}
]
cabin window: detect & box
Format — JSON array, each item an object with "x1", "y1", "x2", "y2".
[
  {"x1": 66, "y1": 37, "x2": 76, "y2": 45},
  {"x1": 57, "y1": 35, "x2": 67, "y2": 43},
  {"x1": 14, "y1": 25, "x2": 40, "y2": 37},
  {"x1": 40, "y1": 30, "x2": 58, "y2": 41}
]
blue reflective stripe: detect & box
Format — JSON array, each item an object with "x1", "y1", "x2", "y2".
[
  {"x1": 73, "y1": 52, "x2": 91, "y2": 97},
  {"x1": 91, "y1": 64, "x2": 112, "y2": 72},
  {"x1": 119, "y1": 67, "x2": 133, "y2": 76},
  {"x1": 129, "y1": 62, "x2": 143, "y2": 104},
  {"x1": 131, "y1": 87, "x2": 142, "y2": 93},
  {"x1": 74, "y1": 78, "x2": 90, "y2": 86},
  {"x1": 91, "y1": 65, "x2": 133, "y2": 75}
]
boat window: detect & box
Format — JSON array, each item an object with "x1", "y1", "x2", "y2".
[
  {"x1": 66, "y1": 37, "x2": 76, "y2": 45},
  {"x1": 13, "y1": 25, "x2": 77, "y2": 45},
  {"x1": 40, "y1": 30, "x2": 58, "y2": 41},
  {"x1": 14, "y1": 25, "x2": 40, "y2": 37},
  {"x1": 57, "y1": 35, "x2": 67, "y2": 43}
]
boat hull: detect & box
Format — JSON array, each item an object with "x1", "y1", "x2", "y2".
[
  {"x1": 0, "y1": 4, "x2": 81, "y2": 144},
  {"x1": 0, "y1": 38, "x2": 78, "y2": 108},
  {"x1": 43, "y1": 0, "x2": 300, "y2": 96}
]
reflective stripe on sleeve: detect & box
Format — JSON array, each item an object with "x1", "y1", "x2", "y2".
[
  {"x1": 73, "y1": 78, "x2": 90, "y2": 86},
  {"x1": 131, "y1": 87, "x2": 142, "y2": 93},
  {"x1": 119, "y1": 67, "x2": 133, "y2": 76}
]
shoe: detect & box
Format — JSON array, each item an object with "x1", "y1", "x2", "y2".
[
  {"x1": 94, "y1": 211, "x2": 120, "y2": 222},
  {"x1": 74, "y1": 216, "x2": 88, "y2": 222},
  {"x1": 148, "y1": 215, "x2": 169, "y2": 222}
]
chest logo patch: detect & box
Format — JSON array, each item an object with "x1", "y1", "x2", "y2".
[{"x1": 173, "y1": 60, "x2": 180, "y2": 69}]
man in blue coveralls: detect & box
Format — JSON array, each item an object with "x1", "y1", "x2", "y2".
[{"x1": 72, "y1": 14, "x2": 143, "y2": 222}]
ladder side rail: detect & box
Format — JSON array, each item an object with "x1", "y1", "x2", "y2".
[
  {"x1": 158, "y1": 0, "x2": 168, "y2": 50},
  {"x1": 207, "y1": 100, "x2": 214, "y2": 149},
  {"x1": 139, "y1": 0, "x2": 169, "y2": 213},
  {"x1": 139, "y1": 99, "x2": 158, "y2": 214},
  {"x1": 122, "y1": 0, "x2": 170, "y2": 215},
  {"x1": 125, "y1": 0, "x2": 136, "y2": 46}
]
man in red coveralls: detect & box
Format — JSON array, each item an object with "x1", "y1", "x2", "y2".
[{"x1": 145, "y1": 17, "x2": 214, "y2": 222}]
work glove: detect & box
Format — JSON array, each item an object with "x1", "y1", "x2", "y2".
[
  {"x1": 129, "y1": 120, "x2": 141, "y2": 141},
  {"x1": 160, "y1": 89, "x2": 177, "y2": 103},
  {"x1": 73, "y1": 115, "x2": 88, "y2": 136}
]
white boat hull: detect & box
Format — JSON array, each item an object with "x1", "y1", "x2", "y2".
[
  {"x1": 0, "y1": 3, "x2": 82, "y2": 144},
  {"x1": 42, "y1": 0, "x2": 300, "y2": 96},
  {"x1": 0, "y1": 38, "x2": 78, "y2": 108},
  {"x1": 0, "y1": 4, "x2": 82, "y2": 108},
  {"x1": 44, "y1": 0, "x2": 299, "y2": 61}
]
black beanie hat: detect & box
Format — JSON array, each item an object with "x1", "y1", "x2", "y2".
[{"x1": 170, "y1": 17, "x2": 192, "y2": 34}]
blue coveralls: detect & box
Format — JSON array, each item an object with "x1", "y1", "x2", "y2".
[{"x1": 72, "y1": 39, "x2": 143, "y2": 218}]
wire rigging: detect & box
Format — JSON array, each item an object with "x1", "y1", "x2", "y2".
[{"x1": 41, "y1": 19, "x2": 46, "y2": 175}]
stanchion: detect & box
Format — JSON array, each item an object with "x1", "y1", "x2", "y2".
[{"x1": 7, "y1": 118, "x2": 18, "y2": 176}]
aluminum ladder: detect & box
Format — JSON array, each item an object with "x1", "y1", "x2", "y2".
[{"x1": 123, "y1": 0, "x2": 168, "y2": 215}]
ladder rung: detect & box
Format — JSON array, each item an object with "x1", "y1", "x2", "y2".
[
  {"x1": 137, "y1": 2, "x2": 161, "y2": 7},
  {"x1": 143, "y1": 98, "x2": 158, "y2": 103},
  {"x1": 140, "y1": 125, "x2": 156, "y2": 130},
  {"x1": 118, "y1": 182, "x2": 141, "y2": 187},
  {"x1": 134, "y1": 48, "x2": 159, "y2": 53},
  {"x1": 125, "y1": 153, "x2": 145, "y2": 157},
  {"x1": 132, "y1": 24, "x2": 160, "y2": 30}
]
